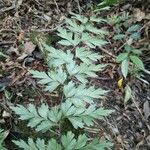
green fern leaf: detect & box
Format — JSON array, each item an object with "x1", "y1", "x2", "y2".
[
  {"x1": 83, "y1": 138, "x2": 113, "y2": 150},
  {"x1": 63, "y1": 81, "x2": 107, "y2": 107},
  {"x1": 77, "y1": 63, "x2": 106, "y2": 77},
  {"x1": 66, "y1": 61, "x2": 106, "y2": 83},
  {"x1": 13, "y1": 138, "x2": 39, "y2": 150},
  {"x1": 127, "y1": 24, "x2": 141, "y2": 33},
  {"x1": 65, "y1": 18, "x2": 85, "y2": 33},
  {"x1": 76, "y1": 47, "x2": 103, "y2": 64},
  {"x1": 61, "y1": 131, "x2": 113, "y2": 150},
  {"x1": 90, "y1": 16, "x2": 107, "y2": 23},
  {"x1": 61, "y1": 131, "x2": 76, "y2": 149},
  {"x1": 81, "y1": 33, "x2": 108, "y2": 48},
  {"x1": 0, "y1": 129, "x2": 7, "y2": 150},
  {"x1": 14, "y1": 138, "x2": 60, "y2": 150},
  {"x1": 13, "y1": 138, "x2": 62, "y2": 150},
  {"x1": 47, "y1": 139, "x2": 62, "y2": 150},
  {"x1": 43, "y1": 44, "x2": 74, "y2": 67},
  {"x1": 70, "y1": 12, "x2": 88, "y2": 24},
  {"x1": 29, "y1": 68, "x2": 67, "y2": 92},
  {"x1": 85, "y1": 24, "x2": 108, "y2": 35},
  {"x1": 13, "y1": 132, "x2": 112, "y2": 150},
  {"x1": 66, "y1": 61, "x2": 79, "y2": 76},
  {"x1": 75, "y1": 63, "x2": 106, "y2": 83},
  {"x1": 61, "y1": 101, "x2": 113, "y2": 128},
  {"x1": 57, "y1": 28, "x2": 80, "y2": 46},
  {"x1": 11, "y1": 104, "x2": 62, "y2": 132}
]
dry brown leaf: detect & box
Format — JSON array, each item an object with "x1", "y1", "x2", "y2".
[
  {"x1": 7, "y1": 46, "x2": 19, "y2": 55},
  {"x1": 116, "y1": 135, "x2": 124, "y2": 145},
  {"x1": 133, "y1": 8, "x2": 145, "y2": 22},
  {"x1": 17, "y1": 31, "x2": 25, "y2": 42},
  {"x1": 2, "y1": 110, "x2": 10, "y2": 118},
  {"x1": 145, "y1": 14, "x2": 150, "y2": 20},
  {"x1": 24, "y1": 41, "x2": 36, "y2": 54},
  {"x1": 17, "y1": 53, "x2": 28, "y2": 62}
]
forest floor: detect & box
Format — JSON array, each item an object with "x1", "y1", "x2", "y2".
[{"x1": 0, "y1": 0, "x2": 150, "y2": 150}]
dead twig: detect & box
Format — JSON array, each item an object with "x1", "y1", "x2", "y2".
[
  {"x1": 75, "y1": 0, "x2": 82, "y2": 14},
  {"x1": 99, "y1": 46, "x2": 116, "y2": 59},
  {"x1": 132, "y1": 95, "x2": 150, "y2": 131},
  {"x1": 53, "y1": 0, "x2": 61, "y2": 13},
  {"x1": 0, "y1": 41, "x2": 15, "y2": 45},
  {"x1": 0, "y1": 0, "x2": 17, "y2": 13}
]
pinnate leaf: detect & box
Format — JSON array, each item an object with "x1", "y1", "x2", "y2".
[
  {"x1": 121, "y1": 59, "x2": 129, "y2": 78},
  {"x1": 130, "y1": 55, "x2": 144, "y2": 69}
]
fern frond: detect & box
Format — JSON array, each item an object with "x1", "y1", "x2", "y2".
[
  {"x1": 70, "y1": 12, "x2": 88, "y2": 24},
  {"x1": 90, "y1": 15, "x2": 107, "y2": 23},
  {"x1": 77, "y1": 63, "x2": 106, "y2": 77},
  {"x1": 81, "y1": 33, "x2": 108, "y2": 48},
  {"x1": 61, "y1": 131, "x2": 113, "y2": 150},
  {"x1": 85, "y1": 24, "x2": 108, "y2": 35},
  {"x1": 11, "y1": 104, "x2": 62, "y2": 132},
  {"x1": 61, "y1": 101, "x2": 114, "y2": 128},
  {"x1": 13, "y1": 138, "x2": 43, "y2": 150},
  {"x1": 43, "y1": 44, "x2": 74, "y2": 67},
  {"x1": 29, "y1": 68, "x2": 67, "y2": 92},
  {"x1": 65, "y1": 18, "x2": 85, "y2": 33},
  {"x1": 13, "y1": 131, "x2": 112, "y2": 150},
  {"x1": 61, "y1": 131, "x2": 87, "y2": 149},
  {"x1": 63, "y1": 81, "x2": 107, "y2": 107},
  {"x1": 66, "y1": 62, "x2": 106, "y2": 83},
  {"x1": 0, "y1": 129, "x2": 6, "y2": 150},
  {"x1": 65, "y1": 15, "x2": 108, "y2": 36},
  {"x1": 13, "y1": 138, "x2": 62, "y2": 150},
  {"x1": 83, "y1": 138, "x2": 113, "y2": 150},
  {"x1": 57, "y1": 28, "x2": 80, "y2": 46},
  {"x1": 11, "y1": 13, "x2": 113, "y2": 150},
  {"x1": 76, "y1": 47, "x2": 103, "y2": 64}
]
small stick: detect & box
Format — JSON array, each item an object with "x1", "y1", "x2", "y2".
[
  {"x1": 132, "y1": 95, "x2": 150, "y2": 131},
  {"x1": 0, "y1": 0, "x2": 17, "y2": 13},
  {"x1": 99, "y1": 46, "x2": 116, "y2": 59},
  {"x1": 0, "y1": 41, "x2": 15, "y2": 45},
  {"x1": 53, "y1": 0, "x2": 61, "y2": 13}
]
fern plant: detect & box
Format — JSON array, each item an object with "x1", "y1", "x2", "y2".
[
  {"x1": 0, "y1": 128, "x2": 7, "y2": 150},
  {"x1": 116, "y1": 44, "x2": 144, "y2": 78},
  {"x1": 11, "y1": 13, "x2": 114, "y2": 150},
  {"x1": 113, "y1": 24, "x2": 141, "y2": 41}
]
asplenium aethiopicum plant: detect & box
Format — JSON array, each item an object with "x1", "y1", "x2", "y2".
[{"x1": 10, "y1": 13, "x2": 114, "y2": 150}]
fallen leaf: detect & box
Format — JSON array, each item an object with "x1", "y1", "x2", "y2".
[
  {"x1": 133, "y1": 8, "x2": 145, "y2": 22},
  {"x1": 124, "y1": 84, "x2": 132, "y2": 103},
  {"x1": 2, "y1": 110, "x2": 10, "y2": 118},
  {"x1": 24, "y1": 41, "x2": 36, "y2": 54},
  {"x1": 145, "y1": 14, "x2": 150, "y2": 20},
  {"x1": 44, "y1": 14, "x2": 51, "y2": 21},
  {"x1": 7, "y1": 46, "x2": 19, "y2": 55},
  {"x1": 118, "y1": 78, "x2": 123, "y2": 91},
  {"x1": 116, "y1": 135, "x2": 124, "y2": 145},
  {"x1": 0, "y1": 119, "x2": 5, "y2": 124},
  {"x1": 17, "y1": 53, "x2": 28, "y2": 62},
  {"x1": 121, "y1": 59, "x2": 129, "y2": 78},
  {"x1": 17, "y1": 31, "x2": 25, "y2": 42},
  {"x1": 143, "y1": 101, "x2": 150, "y2": 120},
  {"x1": 0, "y1": 77, "x2": 12, "y2": 91}
]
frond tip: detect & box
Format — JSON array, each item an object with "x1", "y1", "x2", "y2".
[
  {"x1": 11, "y1": 104, "x2": 62, "y2": 132},
  {"x1": 29, "y1": 69, "x2": 67, "y2": 92},
  {"x1": 13, "y1": 131, "x2": 113, "y2": 150}
]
